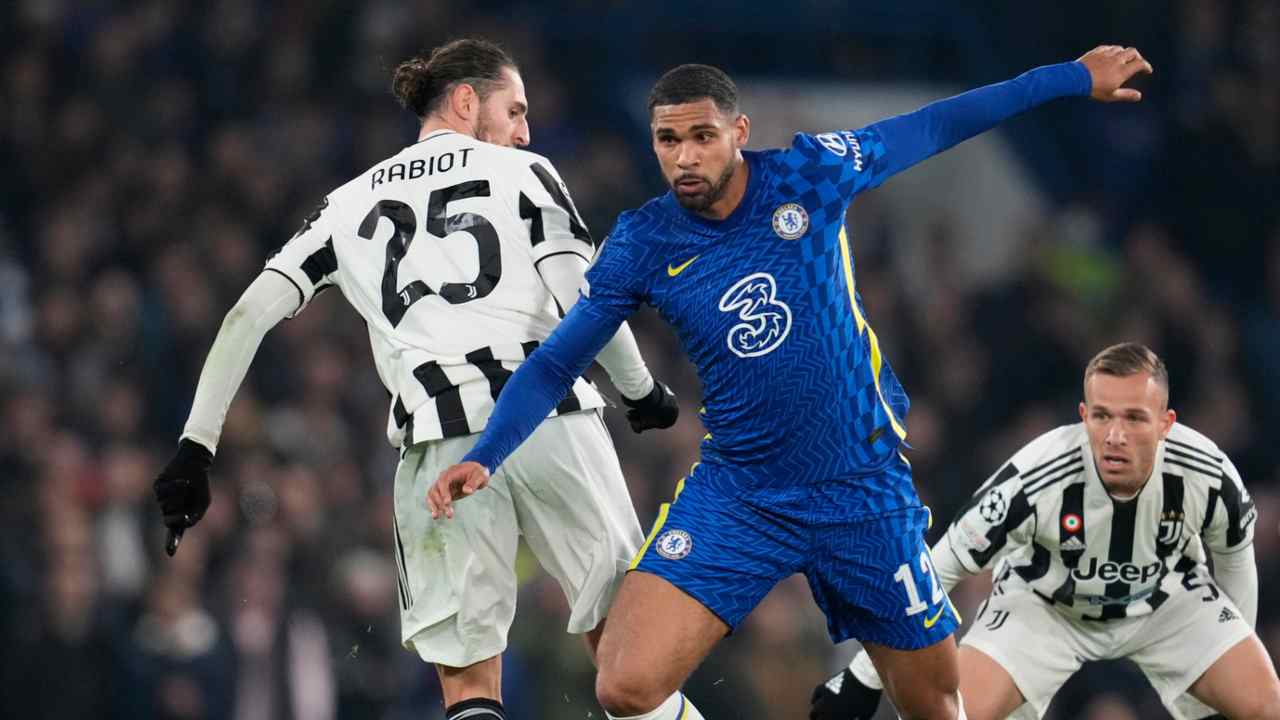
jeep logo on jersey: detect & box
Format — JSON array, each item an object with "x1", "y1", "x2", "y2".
[
  {"x1": 1072, "y1": 557, "x2": 1162, "y2": 583},
  {"x1": 718, "y1": 272, "x2": 793, "y2": 358},
  {"x1": 772, "y1": 203, "x2": 809, "y2": 240}
]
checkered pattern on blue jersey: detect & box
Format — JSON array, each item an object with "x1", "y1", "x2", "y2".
[
  {"x1": 583, "y1": 128, "x2": 914, "y2": 502},
  {"x1": 468, "y1": 61, "x2": 1092, "y2": 507}
]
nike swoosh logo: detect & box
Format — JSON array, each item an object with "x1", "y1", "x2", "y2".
[
  {"x1": 667, "y1": 255, "x2": 699, "y2": 277},
  {"x1": 923, "y1": 605, "x2": 946, "y2": 629}
]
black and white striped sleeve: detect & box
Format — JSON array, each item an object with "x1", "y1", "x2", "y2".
[
  {"x1": 1202, "y1": 455, "x2": 1257, "y2": 555},
  {"x1": 518, "y1": 157, "x2": 596, "y2": 269},
  {"x1": 946, "y1": 459, "x2": 1036, "y2": 574},
  {"x1": 264, "y1": 196, "x2": 339, "y2": 317}
]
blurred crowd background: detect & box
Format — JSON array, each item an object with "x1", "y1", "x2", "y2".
[{"x1": 2, "y1": 1, "x2": 1278, "y2": 718}]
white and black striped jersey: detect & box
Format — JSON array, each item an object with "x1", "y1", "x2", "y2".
[
  {"x1": 946, "y1": 422, "x2": 1256, "y2": 621},
  {"x1": 265, "y1": 130, "x2": 603, "y2": 447}
]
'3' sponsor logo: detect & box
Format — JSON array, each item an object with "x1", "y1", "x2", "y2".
[{"x1": 718, "y1": 273, "x2": 792, "y2": 358}]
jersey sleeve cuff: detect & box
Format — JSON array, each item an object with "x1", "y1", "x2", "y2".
[
  {"x1": 1064, "y1": 61, "x2": 1094, "y2": 96},
  {"x1": 945, "y1": 525, "x2": 986, "y2": 574},
  {"x1": 263, "y1": 266, "x2": 311, "y2": 317}
]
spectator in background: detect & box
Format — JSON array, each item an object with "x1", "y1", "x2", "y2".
[{"x1": 1, "y1": 2, "x2": 1277, "y2": 718}]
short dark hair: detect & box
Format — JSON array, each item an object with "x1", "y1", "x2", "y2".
[
  {"x1": 647, "y1": 64, "x2": 739, "y2": 116},
  {"x1": 1084, "y1": 342, "x2": 1170, "y2": 400},
  {"x1": 392, "y1": 39, "x2": 518, "y2": 119}
]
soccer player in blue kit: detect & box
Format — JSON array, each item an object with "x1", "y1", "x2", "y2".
[{"x1": 432, "y1": 45, "x2": 1153, "y2": 720}]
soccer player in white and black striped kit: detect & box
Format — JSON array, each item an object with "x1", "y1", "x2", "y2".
[
  {"x1": 151, "y1": 39, "x2": 679, "y2": 720},
  {"x1": 812, "y1": 343, "x2": 1280, "y2": 720}
]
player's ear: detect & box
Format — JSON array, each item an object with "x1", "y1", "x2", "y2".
[
  {"x1": 734, "y1": 113, "x2": 750, "y2": 147},
  {"x1": 1160, "y1": 408, "x2": 1176, "y2": 438},
  {"x1": 1078, "y1": 401, "x2": 1088, "y2": 423},
  {"x1": 450, "y1": 82, "x2": 478, "y2": 121}
]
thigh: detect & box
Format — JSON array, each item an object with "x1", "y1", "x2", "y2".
[
  {"x1": 960, "y1": 586, "x2": 1085, "y2": 719},
  {"x1": 504, "y1": 411, "x2": 644, "y2": 634},
  {"x1": 1125, "y1": 580, "x2": 1262, "y2": 719},
  {"x1": 630, "y1": 465, "x2": 805, "y2": 631},
  {"x1": 395, "y1": 440, "x2": 520, "y2": 668},
  {"x1": 1185, "y1": 634, "x2": 1280, "y2": 720},
  {"x1": 808, "y1": 504, "x2": 959, "y2": 649},
  {"x1": 957, "y1": 644, "x2": 1027, "y2": 720},
  {"x1": 594, "y1": 570, "x2": 728, "y2": 697}
]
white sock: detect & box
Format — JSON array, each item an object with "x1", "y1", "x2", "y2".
[
  {"x1": 605, "y1": 691, "x2": 705, "y2": 720},
  {"x1": 850, "y1": 650, "x2": 884, "y2": 691}
]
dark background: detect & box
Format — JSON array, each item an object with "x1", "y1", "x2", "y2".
[{"x1": 2, "y1": 1, "x2": 1277, "y2": 718}]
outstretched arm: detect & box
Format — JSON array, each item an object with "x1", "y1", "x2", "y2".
[
  {"x1": 429, "y1": 298, "x2": 626, "y2": 518},
  {"x1": 849, "y1": 46, "x2": 1152, "y2": 193}
]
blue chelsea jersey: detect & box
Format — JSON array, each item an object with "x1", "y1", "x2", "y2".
[
  {"x1": 463, "y1": 61, "x2": 1093, "y2": 489},
  {"x1": 583, "y1": 130, "x2": 908, "y2": 481}
]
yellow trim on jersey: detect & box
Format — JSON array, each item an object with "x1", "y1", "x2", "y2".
[
  {"x1": 838, "y1": 226, "x2": 907, "y2": 441},
  {"x1": 629, "y1": 477, "x2": 688, "y2": 569},
  {"x1": 945, "y1": 593, "x2": 962, "y2": 626},
  {"x1": 680, "y1": 696, "x2": 691, "y2": 720}
]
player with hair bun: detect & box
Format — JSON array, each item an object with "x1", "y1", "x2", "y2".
[{"x1": 152, "y1": 37, "x2": 679, "y2": 720}]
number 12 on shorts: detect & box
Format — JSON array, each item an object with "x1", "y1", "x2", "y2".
[{"x1": 893, "y1": 550, "x2": 944, "y2": 616}]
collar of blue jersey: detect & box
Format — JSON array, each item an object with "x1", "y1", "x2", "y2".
[{"x1": 665, "y1": 150, "x2": 764, "y2": 232}]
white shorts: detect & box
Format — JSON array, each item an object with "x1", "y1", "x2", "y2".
[
  {"x1": 962, "y1": 575, "x2": 1253, "y2": 720},
  {"x1": 391, "y1": 409, "x2": 643, "y2": 668}
]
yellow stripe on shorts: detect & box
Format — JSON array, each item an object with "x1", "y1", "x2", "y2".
[{"x1": 629, "y1": 476, "x2": 687, "y2": 569}]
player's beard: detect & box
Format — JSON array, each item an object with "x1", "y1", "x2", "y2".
[
  {"x1": 473, "y1": 111, "x2": 505, "y2": 147},
  {"x1": 672, "y1": 161, "x2": 736, "y2": 213}
]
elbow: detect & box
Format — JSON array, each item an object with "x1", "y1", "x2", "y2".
[{"x1": 221, "y1": 299, "x2": 256, "y2": 334}]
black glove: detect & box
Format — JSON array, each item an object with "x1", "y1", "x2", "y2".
[
  {"x1": 153, "y1": 438, "x2": 213, "y2": 556},
  {"x1": 810, "y1": 667, "x2": 883, "y2": 720},
  {"x1": 620, "y1": 379, "x2": 679, "y2": 433}
]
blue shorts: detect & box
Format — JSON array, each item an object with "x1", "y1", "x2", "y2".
[{"x1": 631, "y1": 458, "x2": 959, "y2": 649}]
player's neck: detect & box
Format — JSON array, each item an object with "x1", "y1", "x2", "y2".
[
  {"x1": 418, "y1": 116, "x2": 472, "y2": 142},
  {"x1": 1102, "y1": 472, "x2": 1152, "y2": 501},
  {"x1": 695, "y1": 155, "x2": 750, "y2": 221}
]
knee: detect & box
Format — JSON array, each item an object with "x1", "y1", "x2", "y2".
[{"x1": 595, "y1": 667, "x2": 672, "y2": 716}]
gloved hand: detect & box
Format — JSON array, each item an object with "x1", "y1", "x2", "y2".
[
  {"x1": 810, "y1": 667, "x2": 883, "y2": 720},
  {"x1": 620, "y1": 379, "x2": 679, "y2": 433},
  {"x1": 153, "y1": 438, "x2": 213, "y2": 556}
]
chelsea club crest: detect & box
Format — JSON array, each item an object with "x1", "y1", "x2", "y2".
[
  {"x1": 655, "y1": 529, "x2": 693, "y2": 560},
  {"x1": 772, "y1": 203, "x2": 809, "y2": 240}
]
